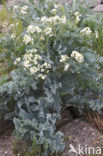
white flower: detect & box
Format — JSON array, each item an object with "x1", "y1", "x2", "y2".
[
  {"x1": 60, "y1": 16, "x2": 67, "y2": 24},
  {"x1": 38, "y1": 74, "x2": 46, "y2": 80},
  {"x1": 41, "y1": 75, "x2": 46, "y2": 80},
  {"x1": 35, "y1": 26, "x2": 42, "y2": 33},
  {"x1": 14, "y1": 58, "x2": 21, "y2": 65},
  {"x1": 41, "y1": 69, "x2": 45, "y2": 72},
  {"x1": 22, "y1": 49, "x2": 50, "y2": 78},
  {"x1": 27, "y1": 25, "x2": 36, "y2": 33},
  {"x1": 74, "y1": 12, "x2": 81, "y2": 17},
  {"x1": 44, "y1": 27, "x2": 52, "y2": 35},
  {"x1": 35, "y1": 54, "x2": 42, "y2": 60},
  {"x1": 13, "y1": 5, "x2": 19, "y2": 11},
  {"x1": 41, "y1": 16, "x2": 48, "y2": 23},
  {"x1": 64, "y1": 64, "x2": 70, "y2": 71},
  {"x1": 26, "y1": 49, "x2": 37, "y2": 53},
  {"x1": 11, "y1": 34, "x2": 16, "y2": 39},
  {"x1": 23, "y1": 60, "x2": 30, "y2": 68},
  {"x1": 95, "y1": 31, "x2": 98, "y2": 39},
  {"x1": 23, "y1": 34, "x2": 33, "y2": 44},
  {"x1": 48, "y1": 16, "x2": 60, "y2": 24},
  {"x1": 27, "y1": 25, "x2": 42, "y2": 34},
  {"x1": 30, "y1": 67, "x2": 37, "y2": 74},
  {"x1": 80, "y1": 27, "x2": 92, "y2": 36},
  {"x1": 43, "y1": 62, "x2": 51, "y2": 68},
  {"x1": 20, "y1": 6, "x2": 28, "y2": 14},
  {"x1": 24, "y1": 53, "x2": 33, "y2": 61},
  {"x1": 53, "y1": 15, "x2": 60, "y2": 23},
  {"x1": 40, "y1": 36, "x2": 45, "y2": 41},
  {"x1": 76, "y1": 16, "x2": 81, "y2": 23},
  {"x1": 60, "y1": 55, "x2": 69, "y2": 62},
  {"x1": 74, "y1": 12, "x2": 81, "y2": 23},
  {"x1": 51, "y1": 9, "x2": 57, "y2": 14},
  {"x1": 9, "y1": 24, "x2": 14, "y2": 28},
  {"x1": 71, "y1": 51, "x2": 84, "y2": 63},
  {"x1": 2, "y1": 21, "x2": 8, "y2": 28},
  {"x1": 16, "y1": 23, "x2": 19, "y2": 26},
  {"x1": 41, "y1": 15, "x2": 66, "y2": 25}
]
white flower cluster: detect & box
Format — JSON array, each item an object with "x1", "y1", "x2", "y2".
[
  {"x1": 60, "y1": 55, "x2": 69, "y2": 62},
  {"x1": 80, "y1": 27, "x2": 92, "y2": 36},
  {"x1": 14, "y1": 58, "x2": 21, "y2": 65},
  {"x1": 38, "y1": 62, "x2": 51, "y2": 79},
  {"x1": 23, "y1": 51, "x2": 41, "y2": 69},
  {"x1": 41, "y1": 15, "x2": 67, "y2": 25},
  {"x1": 44, "y1": 27, "x2": 53, "y2": 35},
  {"x1": 26, "y1": 24, "x2": 53, "y2": 37},
  {"x1": 20, "y1": 6, "x2": 28, "y2": 14},
  {"x1": 23, "y1": 51, "x2": 41, "y2": 68},
  {"x1": 2, "y1": 21, "x2": 8, "y2": 28},
  {"x1": 51, "y1": 9, "x2": 57, "y2": 14},
  {"x1": 64, "y1": 64, "x2": 70, "y2": 71},
  {"x1": 60, "y1": 55, "x2": 70, "y2": 71},
  {"x1": 61, "y1": 16, "x2": 67, "y2": 24},
  {"x1": 26, "y1": 49, "x2": 37, "y2": 53},
  {"x1": 71, "y1": 51, "x2": 84, "y2": 63},
  {"x1": 13, "y1": 5, "x2": 19, "y2": 11},
  {"x1": 27, "y1": 25, "x2": 42, "y2": 34},
  {"x1": 22, "y1": 49, "x2": 51, "y2": 79},
  {"x1": 40, "y1": 36, "x2": 45, "y2": 41},
  {"x1": 23, "y1": 34, "x2": 33, "y2": 44},
  {"x1": 9, "y1": 24, "x2": 15, "y2": 28},
  {"x1": 11, "y1": 34, "x2": 16, "y2": 40},
  {"x1": 74, "y1": 12, "x2": 81, "y2": 23}
]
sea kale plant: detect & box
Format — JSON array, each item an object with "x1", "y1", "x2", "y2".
[{"x1": 0, "y1": 0, "x2": 103, "y2": 155}]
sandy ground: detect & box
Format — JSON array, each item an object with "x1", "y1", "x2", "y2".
[{"x1": 61, "y1": 119, "x2": 103, "y2": 156}]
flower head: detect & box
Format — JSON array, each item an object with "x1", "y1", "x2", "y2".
[
  {"x1": 74, "y1": 12, "x2": 81, "y2": 23},
  {"x1": 51, "y1": 9, "x2": 57, "y2": 14},
  {"x1": 71, "y1": 51, "x2": 84, "y2": 63},
  {"x1": 64, "y1": 63, "x2": 70, "y2": 71},
  {"x1": 60, "y1": 55, "x2": 69, "y2": 62},
  {"x1": 11, "y1": 34, "x2": 16, "y2": 39},
  {"x1": 74, "y1": 12, "x2": 81, "y2": 17},
  {"x1": 44, "y1": 27, "x2": 52, "y2": 35},
  {"x1": 41, "y1": 16, "x2": 48, "y2": 23},
  {"x1": 20, "y1": 6, "x2": 28, "y2": 14},
  {"x1": 27, "y1": 25, "x2": 36, "y2": 33},
  {"x1": 13, "y1": 5, "x2": 19, "y2": 11},
  {"x1": 80, "y1": 27, "x2": 92, "y2": 36},
  {"x1": 14, "y1": 58, "x2": 21, "y2": 65},
  {"x1": 27, "y1": 25, "x2": 42, "y2": 34},
  {"x1": 60, "y1": 16, "x2": 67, "y2": 24},
  {"x1": 23, "y1": 34, "x2": 33, "y2": 44}
]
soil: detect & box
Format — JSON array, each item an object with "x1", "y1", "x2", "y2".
[
  {"x1": 60, "y1": 119, "x2": 103, "y2": 156},
  {"x1": 0, "y1": 136, "x2": 15, "y2": 156},
  {"x1": 0, "y1": 127, "x2": 15, "y2": 156}
]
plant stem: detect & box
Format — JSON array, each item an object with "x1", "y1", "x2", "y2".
[{"x1": 73, "y1": 0, "x2": 76, "y2": 8}]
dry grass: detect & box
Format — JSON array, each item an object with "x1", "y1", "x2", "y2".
[{"x1": 84, "y1": 110, "x2": 103, "y2": 132}]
